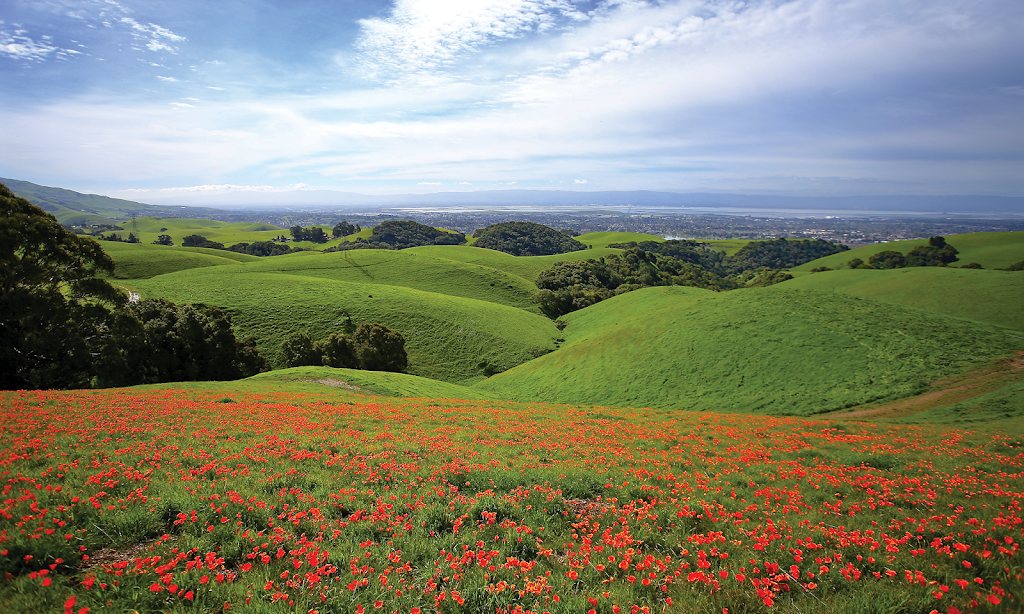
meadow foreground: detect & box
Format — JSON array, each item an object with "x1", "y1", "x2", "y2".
[{"x1": 1, "y1": 387, "x2": 1020, "y2": 614}]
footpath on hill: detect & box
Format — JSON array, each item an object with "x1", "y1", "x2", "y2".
[{"x1": 824, "y1": 350, "x2": 1024, "y2": 421}]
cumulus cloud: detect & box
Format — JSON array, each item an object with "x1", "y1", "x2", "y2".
[{"x1": 357, "y1": 0, "x2": 588, "y2": 82}]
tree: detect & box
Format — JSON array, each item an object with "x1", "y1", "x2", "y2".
[
  {"x1": 847, "y1": 257, "x2": 865, "y2": 269},
  {"x1": 332, "y1": 221, "x2": 359, "y2": 237},
  {"x1": 868, "y1": 250, "x2": 907, "y2": 269},
  {"x1": 182, "y1": 234, "x2": 209, "y2": 247},
  {"x1": 472, "y1": 222, "x2": 586, "y2": 256},
  {"x1": 354, "y1": 323, "x2": 408, "y2": 372},
  {"x1": 280, "y1": 331, "x2": 321, "y2": 367},
  {"x1": 153, "y1": 234, "x2": 174, "y2": 246},
  {"x1": 98, "y1": 299, "x2": 268, "y2": 386},
  {"x1": 315, "y1": 333, "x2": 359, "y2": 368},
  {"x1": 0, "y1": 182, "x2": 123, "y2": 389}
]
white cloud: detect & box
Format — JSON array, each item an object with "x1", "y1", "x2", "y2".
[
  {"x1": 157, "y1": 75, "x2": 178, "y2": 82},
  {"x1": 120, "y1": 17, "x2": 185, "y2": 54},
  {"x1": 574, "y1": 179, "x2": 587, "y2": 184},
  {"x1": 417, "y1": 181, "x2": 442, "y2": 185},
  {"x1": 357, "y1": 0, "x2": 588, "y2": 82},
  {"x1": 170, "y1": 102, "x2": 193, "y2": 108}
]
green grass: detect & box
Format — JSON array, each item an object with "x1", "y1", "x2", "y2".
[
  {"x1": 793, "y1": 231, "x2": 1024, "y2": 271},
  {"x1": 247, "y1": 366, "x2": 506, "y2": 400},
  {"x1": 781, "y1": 266, "x2": 1024, "y2": 333},
  {"x1": 98, "y1": 241, "x2": 260, "y2": 278},
  {"x1": 406, "y1": 245, "x2": 625, "y2": 283},
  {"x1": 127, "y1": 268, "x2": 559, "y2": 383},
  {"x1": 231, "y1": 249, "x2": 541, "y2": 312},
  {"x1": 700, "y1": 239, "x2": 754, "y2": 255},
  {"x1": 476, "y1": 285, "x2": 1022, "y2": 416},
  {"x1": 575, "y1": 231, "x2": 665, "y2": 248}
]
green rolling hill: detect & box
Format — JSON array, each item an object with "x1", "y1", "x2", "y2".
[
  {"x1": 128, "y1": 268, "x2": 558, "y2": 384},
  {"x1": 781, "y1": 267, "x2": 1024, "y2": 333},
  {"x1": 475, "y1": 285, "x2": 1021, "y2": 416},
  {"x1": 101, "y1": 242, "x2": 259, "y2": 279},
  {"x1": 792, "y1": 231, "x2": 1024, "y2": 271}
]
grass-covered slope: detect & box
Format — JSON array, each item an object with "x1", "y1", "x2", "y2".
[
  {"x1": 128, "y1": 268, "x2": 558, "y2": 383},
  {"x1": 476, "y1": 285, "x2": 1021, "y2": 415},
  {"x1": 575, "y1": 232, "x2": 665, "y2": 248},
  {"x1": 782, "y1": 267, "x2": 1024, "y2": 333},
  {"x1": 247, "y1": 366, "x2": 505, "y2": 400},
  {"x1": 793, "y1": 231, "x2": 1024, "y2": 271},
  {"x1": 234, "y1": 249, "x2": 540, "y2": 312},
  {"x1": 99, "y1": 242, "x2": 259, "y2": 279},
  {"x1": 406, "y1": 245, "x2": 625, "y2": 283}
]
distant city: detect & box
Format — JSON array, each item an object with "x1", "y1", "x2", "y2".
[{"x1": 196, "y1": 208, "x2": 1024, "y2": 246}]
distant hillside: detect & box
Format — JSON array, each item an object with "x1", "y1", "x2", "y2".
[
  {"x1": 476, "y1": 285, "x2": 1020, "y2": 415},
  {"x1": 792, "y1": 231, "x2": 1024, "y2": 271},
  {"x1": 1, "y1": 178, "x2": 224, "y2": 225}
]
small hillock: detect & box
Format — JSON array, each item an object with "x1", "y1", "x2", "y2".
[{"x1": 472, "y1": 222, "x2": 587, "y2": 256}]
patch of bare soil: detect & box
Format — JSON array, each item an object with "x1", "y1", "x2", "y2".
[
  {"x1": 825, "y1": 351, "x2": 1024, "y2": 421},
  {"x1": 295, "y1": 378, "x2": 365, "y2": 391},
  {"x1": 565, "y1": 498, "x2": 612, "y2": 518},
  {"x1": 80, "y1": 536, "x2": 177, "y2": 570}
]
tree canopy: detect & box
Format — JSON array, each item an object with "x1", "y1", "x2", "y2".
[
  {"x1": 473, "y1": 222, "x2": 587, "y2": 256},
  {"x1": 1, "y1": 182, "x2": 122, "y2": 389}
]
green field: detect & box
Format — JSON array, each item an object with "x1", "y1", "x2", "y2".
[
  {"x1": 128, "y1": 268, "x2": 558, "y2": 383},
  {"x1": 477, "y1": 285, "x2": 1022, "y2": 416},
  {"x1": 406, "y1": 244, "x2": 625, "y2": 283},
  {"x1": 575, "y1": 231, "x2": 665, "y2": 248},
  {"x1": 100, "y1": 241, "x2": 260, "y2": 278},
  {"x1": 247, "y1": 365, "x2": 505, "y2": 400},
  {"x1": 792, "y1": 231, "x2": 1024, "y2": 271},
  {"x1": 782, "y1": 266, "x2": 1024, "y2": 333}
]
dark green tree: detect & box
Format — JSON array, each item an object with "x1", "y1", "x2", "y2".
[
  {"x1": 868, "y1": 250, "x2": 908, "y2": 269},
  {"x1": 315, "y1": 333, "x2": 359, "y2": 368},
  {"x1": 153, "y1": 234, "x2": 174, "y2": 246},
  {"x1": 182, "y1": 234, "x2": 208, "y2": 247},
  {"x1": 354, "y1": 323, "x2": 408, "y2": 372},
  {"x1": 280, "y1": 331, "x2": 321, "y2": 367},
  {"x1": 0, "y1": 183, "x2": 123, "y2": 389},
  {"x1": 473, "y1": 222, "x2": 585, "y2": 256},
  {"x1": 332, "y1": 221, "x2": 359, "y2": 237},
  {"x1": 847, "y1": 257, "x2": 865, "y2": 269}
]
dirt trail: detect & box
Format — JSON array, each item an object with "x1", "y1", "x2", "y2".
[{"x1": 824, "y1": 351, "x2": 1024, "y2": 421}]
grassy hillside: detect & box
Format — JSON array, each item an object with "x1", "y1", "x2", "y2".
[
  {"x1": 793, "y1": 231, "x2": 1024, "y2": 271},
  {"x1": 783, "y1": 267, "x2": 1024, "y2": 332},
  {"x1": 236, "y1": 249, "x2": 540, "y2": 312},
  {"x1": 476, "y1": 285, "x2": 1021, "y2": 415},
  {"x1": 99, "y1": 242, "x2": 259, "y2": 279},
  {"x1": 406, "y1": 245, "x2": 625, "y2": 283},
  {"x1": 575, "y1": 231, "x2": 664, "y2": 248},
  {"x1": 127, "y1": 269, "x2": 559, "y2": 383},
  {"x1": 247, "y1": 366, "x2": 505, "y2": 400}
]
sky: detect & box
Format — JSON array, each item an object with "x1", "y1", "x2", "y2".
[{"x1": 1, "y1": 0, "x2": 1022, "y2": 202}]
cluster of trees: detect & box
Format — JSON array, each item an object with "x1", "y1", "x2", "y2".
[
  {"x1": 290, "y1": 225, "x2": 330, "y2": 243},
  {"x1": 99, "y1": 232, "x2": 140, "y2": 243},
  {"x1": 473, "y1": 222, "x2": 587, "y2": 256},
  {"x1": 848, "y1": 237, "x2": 960, "y2": 270},
  {"x1": 535, "y1": 248, "x2": 739, "y2": 318},
  {"x1": 607, "y1": 238, "x2": 848, "y2": 276},
  {"x1": 327, "y1": 220, "x2": 466, "y2": 251},
  {"x1": 182, "y1": 234, "x2": 226, "y2": 249},
  {"x1": 280, "y1": 322, "x2": 407, "y2": 372},
  {"x1": 229, "y1": 241, "x2": 302, "y2": 257},
  {"x1": 1, "y1": 183, "x2": 268, "y2": 389},
  {"x1": 532, "y1": 237, "x2": 842, "y2": 317},
  {"x1": 153, "y1": 234, "x2": 173, "y2": 245},
  {"x1": 332, "y1": 221, "x2": 361, "y2": 237}
]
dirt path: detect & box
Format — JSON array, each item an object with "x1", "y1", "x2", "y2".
[{"x1": 823, "y1": 351, "x2": 1024, "y2": 421}]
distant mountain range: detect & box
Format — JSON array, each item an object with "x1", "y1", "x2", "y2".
[{"x1": 4, "y1": 177, "x2": 1022, "y2": 220}]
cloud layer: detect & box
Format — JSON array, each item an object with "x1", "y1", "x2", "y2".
[{"x1": 1, "y1": 0, "x2": 1022, "y2": 197}]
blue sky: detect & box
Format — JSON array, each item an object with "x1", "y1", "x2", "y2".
[{"x1": 1, "y1": 0, "x2": 1022, "y2": 202}]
